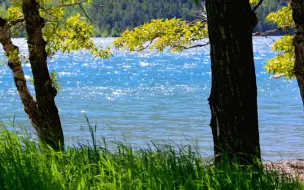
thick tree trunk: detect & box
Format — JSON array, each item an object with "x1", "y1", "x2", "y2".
[
  {"x1": 0, "y1": 18, "x2": 40, "y2": 129},
  {"x1": 205, "y1": 0, "x2": 261, "y2": 165},
  {"x1": 291, "y1": 0, "x2": 304, "y2": 106},
  {"x1": 22, "y1": 0, "x2": 64, "y2": 150}
]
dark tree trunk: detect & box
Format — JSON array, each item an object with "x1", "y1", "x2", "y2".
[
  {"x1": 205, "y1": 0, "x2": 261, "y2": 165},
  {"x1": 22, "y1": 0, "x2": 64, "y2": 150},
  {"x1": 291, "y1": 0, "x2": 304, "y2": 106}
]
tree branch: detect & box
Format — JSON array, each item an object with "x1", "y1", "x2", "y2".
[
  {"x1": 79, "y1": 4, "x2": 92, "y2": 23},
  {"x1": 271, "y1": 74, "x2": 285, "y2": 79},
  {"x1": 188, "y1": 18, "x2": 207, "y2": 25},
  {"x1": 253, "y1": 0, "x2": 265, "y2": 12},
  {"x1": 172, "y1": 42, "x2": 210, "y2": 50},
  {"x1": 53, "y1": 0, "x2": 113, "y2": 8},
  {"x1": 8, "y1": 18, "x2": 24, "y2": 27},
  {"x1": 0, "y1": 17, "x2": 24, "y2": 31},
  {"x1": 0, "y1": 17, "x2": 6, "y2": 27},
  {"x1": 183, "y1": 42, "x2": 210, "y2": 49},
  {"x1": 252, "y1": 25, "x2": 294, "y2": 36}
]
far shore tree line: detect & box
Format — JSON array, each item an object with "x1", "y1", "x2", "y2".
[
  {"x1": 0, "y1": 0, "x2": 303, "y2": 166},
  {"x1": 0, "y1": 0, "x2": 290, "y2": 37}
]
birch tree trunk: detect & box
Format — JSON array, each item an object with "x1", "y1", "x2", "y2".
[{"x1": 0, "y1": 18, "x2": 40, "y2": 130}]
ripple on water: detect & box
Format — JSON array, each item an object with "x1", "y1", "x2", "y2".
[{"x1": 0, "y1": 37, "x2": 303, "y2": 160}]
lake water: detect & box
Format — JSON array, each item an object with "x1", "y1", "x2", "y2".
[{"x1": 0, "y1": 37, "x2": 303, "y2": 161}]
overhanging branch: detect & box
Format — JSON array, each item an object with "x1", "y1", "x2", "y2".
[
  {"x1": 182, "y1": 42, "x2": 210, "y2": 49},
  {"x1": 172, "y1": 42, "x2": 210, "y2": 50},
  {"x1": 253, "y1": 25, "x2": 294, "y2": 36}
]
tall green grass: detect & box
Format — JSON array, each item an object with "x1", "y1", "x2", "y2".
[{"x1": 0, "y1": 123, "x2": 302, "y2": 190}]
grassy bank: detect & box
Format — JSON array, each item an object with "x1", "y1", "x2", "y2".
[{"x1": 0, "y1": 126, "x2": 302, "y2": 190}]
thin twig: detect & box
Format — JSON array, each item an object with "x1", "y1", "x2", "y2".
[
  {"x1": 44, "y1": 0, "x2": 112, "y2": 23},
  {"x1": 136, "y1": 39, "x2": 154, "y2": 51},
  {"x1": 253, "y1": 0, "x2": 265, "y2": 12},
  {"x1": 56, "y1": 1, "x2": 85, "y2": 7},
  {"x1": 90, "y1": 0, "x2": 113, "y2": 8},
  {"x1": 79, "y1": 4, "x2": 93, "y2": 23},
  {"x1": 52, "y1": 0, "x2": 112, "y2": 8},
  {"x1": 187, "y1": 18, "x2": 207, "y2": 25},
  {"x1": 183, "y1": 42, "x2": 210, "y2": 49},
  {"x1": 172, "y1": 42, "x2": 210, "y2": 50},
  {"x1": 253, "y1": 25, "x2": 294, "y2": 36}
]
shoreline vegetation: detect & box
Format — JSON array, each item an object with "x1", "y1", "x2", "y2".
[{"x1": 0, "y1": 123, "x2": 303, "y2": 189}]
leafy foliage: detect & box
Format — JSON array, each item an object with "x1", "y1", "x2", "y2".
[
  {"x1": 250, "y1": 0, "x2": 260, "y2": 4},
  {"x1": 1, "y1": 0, "x2": 112, "y2": 58},
  {"x1": 266, "y1": 4, "x2": 293, "y2": 27},
  {"x1": 6, "y1": 7, "x2": 22, "y2": 21},
  {"x1": 50, "y1": 70, "x2": 62, "y2": 93},
  {"x1": 0, "y1": 0, "x2": 297, "y2": 79},
  {"x1": 115, "y1": 1, "x2": 295, "y2": 79},
  {"x1": 265, "y1": 4, "x2": 295, "y2": 78},
  {"x1": 42, "y1": 12, "x2": 112, "y2": 58},
  {"x1": 114, "y1": 18, "x2": 208, "y2": 52},
  {"x1": 253, "y1": 0, "x2": 287, "y2": 34}
]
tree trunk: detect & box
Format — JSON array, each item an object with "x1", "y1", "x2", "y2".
[
  {"x1": 205, "y1": 0, "x2": 261, "y2": 165},
  {"x1": 0, "y1": 18, "x2": 40, "y2": 129},
  {"x1": 291, "y1": 0, "x2": 304, "y2": 106},
  {"x1": 22, "y1": 0, "x2": 64, "y2": 150}
]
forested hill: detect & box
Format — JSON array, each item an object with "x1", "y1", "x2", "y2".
[
  {"x1": 85, "y1": 0, "x2": 201, "y2": 37},
  {"x1": 1, "y1": 0, "x2": 286, "y2": 37},
  {"x1": 73, "y1": 0, "x2": 286, "y2": 37}
]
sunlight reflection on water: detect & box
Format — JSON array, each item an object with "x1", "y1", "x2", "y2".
[{"x1": 0, "y1": 37, "x2": 303, "y2": 161}]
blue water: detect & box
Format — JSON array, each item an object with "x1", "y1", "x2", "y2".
[{"x1": 0, "y1": 37, "x2": 303, "y2": 161}]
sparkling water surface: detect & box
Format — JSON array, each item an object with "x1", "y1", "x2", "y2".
[{"x1": 0, "y1": 37, "x2": 303, "y2": 161}]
